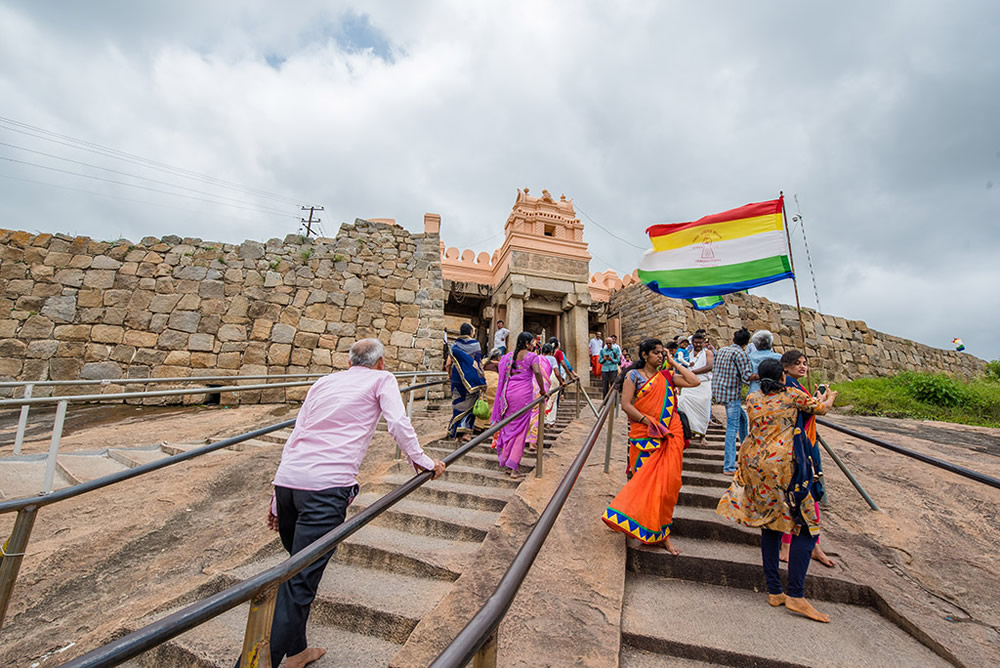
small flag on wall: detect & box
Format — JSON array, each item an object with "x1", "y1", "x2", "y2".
[
  {"x1": 952, "y1": 338, "x2": 966, "y2": 352},
  {"x1": 639, "y1": 197, "x2": 793, "y2": 301}
]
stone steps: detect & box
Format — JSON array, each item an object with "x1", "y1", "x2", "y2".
[
  {"x1": 128, "y1": 392, "x2": 582, "y2": 667},
  {"x1": 617, "y1": 413, "x2": 950, "y2": 667},
  {"x1": 622, "y1": 576, "x2": 949, "y2": 667}
]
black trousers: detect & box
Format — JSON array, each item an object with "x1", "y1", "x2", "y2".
[
  {"x1": 601, "y1": 370, "x2": 618, "y2": 398},
  {"x1": 266, "y1": 484, "x2": 358, "y2": 666}
]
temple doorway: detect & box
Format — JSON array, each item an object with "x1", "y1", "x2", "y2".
[{"x1": 523, "y1": 311, "x2": 559, "y2": 342}]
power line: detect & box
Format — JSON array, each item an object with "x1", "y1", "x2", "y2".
[
  {"x1": 574, "y1": 203, "x2": 647, "y2": 250},
  {"x1": 0, "y1": 115, "x2": 304, "y2": 205},
  {"x1": 0, "y1": 140, "x2": 294, "y2": 215},
  {"x1": 0, "y1": 155, "x2": 301, "y2": 219},
  {"x1": 0, "y1": 171, "x2": 269, "y2": 221}
]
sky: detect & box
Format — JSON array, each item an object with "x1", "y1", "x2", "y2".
[{"x1": 0, "y1": 1, "x2": 997, "y2": 360}]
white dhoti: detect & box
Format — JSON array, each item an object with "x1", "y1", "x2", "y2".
[{"x1": 678, "y1": 376, "x2": 712, "y2": 435}]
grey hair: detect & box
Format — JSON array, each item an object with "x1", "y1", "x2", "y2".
[
  {"x1": 349, "y1": 338, "x2": 385, "y2": 368},
  {"x1": 751, "y1": 329, "x2": 774, "y2": 351}
]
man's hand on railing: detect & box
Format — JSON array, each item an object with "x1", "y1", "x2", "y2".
[{"x1": 431, "y1": 460, "x2": 447, "y2": 479}]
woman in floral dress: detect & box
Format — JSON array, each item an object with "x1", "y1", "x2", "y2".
[{"x1": 716, "y1": 358, "x2": 837, "y2": 622}]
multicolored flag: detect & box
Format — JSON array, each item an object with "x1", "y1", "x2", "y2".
[
  {"x1": 638, "y1": 197, "x2": 793, "y2": 300},
  {"x1": 952, "y1": 338, "x2": 966, "y2": 352},
  {"x1": 688, "y1": 295, "x2": 724, "y2": 311}
]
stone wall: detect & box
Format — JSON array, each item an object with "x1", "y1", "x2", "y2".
[
  {"x1": 609, "y1": 286, "x2": 986, "y2": 381},
  {"x1": 0, "y1": 220, "x2": 446, "y2": 401}
]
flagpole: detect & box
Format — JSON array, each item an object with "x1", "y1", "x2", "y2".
[{"x1": 780, "y1": 192, "x2": 811, "y2": 382}]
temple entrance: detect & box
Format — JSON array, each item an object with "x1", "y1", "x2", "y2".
[{"x1": 523, "y1": 311, "x2": 558, "y2": 342}]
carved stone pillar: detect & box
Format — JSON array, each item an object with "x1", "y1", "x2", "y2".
[{"x1": 507, "y1": 296, "x2": 524, "y2": 338}]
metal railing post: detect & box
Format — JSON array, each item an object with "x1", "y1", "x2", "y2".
[
  {"x1": 13, "y1": 383, "x2": 33, "y2": 455},
  {"x1": 0, "y1": 505, "x2": 39, "y2": 631},
  {"x1": 42, "y1": 400, "x2": 68, "y2": 494},
  {"x1": 603, "y1": 390, "x2": 617, "y2": 473},
  {"x1": 239, "y1": 585, "x2": 278, "y2": 668},
  {"x1": 816, "y1": 432, "x2": 880, "y2": 512},
  {"x1": 575, "y1": 379, "x2": 581, "y2": 416},
  {"x1": 473, "y1": 629, "x2": 498, "y2": 668},
  {"x1": 535, "y1": 399, "x2": 545, "y2": 479}
]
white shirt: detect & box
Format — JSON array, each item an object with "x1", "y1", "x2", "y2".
[
  {"x1": 494, "y1": 327, "x2": 510, "y2": 349},
  {"x1": 588, "y1": 337, "x2": 602, "y2": 356}
]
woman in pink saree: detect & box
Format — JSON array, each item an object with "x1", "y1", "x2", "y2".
[{"x1": 492, "y1": 332, "x2": 547, "y2": 480}]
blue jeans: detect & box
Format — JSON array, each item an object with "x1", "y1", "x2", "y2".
[{"x1": 723, "y1": 399, "x2": 747, "y2": 472}]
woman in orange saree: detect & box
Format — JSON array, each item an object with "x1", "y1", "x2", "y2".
[{"x1": 601, "y1": 338, "x2": 700, "y2": 555}]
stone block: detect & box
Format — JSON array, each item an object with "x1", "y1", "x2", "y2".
[
  {"x1": 271, "y1": 323, "x2": 296, "y2": 343},
  {"x1": 150, "y1": 365, "x2": 190, "y2": 378},
  {"x1": 218, "y1": 324, "x2": 247, "y2": 342},
  {"x1": 157, "y1": 329, "x2": 189, "y2": 350},
  {"x1": 293, "y1": 332, "x2": 320, "y2": 348},
  {"x1": 318, "y1": 335, "x2": 337, "y2": 350},
  {"x1": 200, "y1": 280, "x2": 225, "y2": 299},
  {"x1": 291, "y1": 348, "x2": 312, "y2": 366},
  {"x1": 268, "y1": 343, "x2": 292, "y2": 365},
  {"x1": 0, "y1": 319, "x2": 17, "y2": 338},
  {"x1": 389, "y1": 331, "x2": 413, "y2": 347},
  {"x1": 218, "y1": 351, "x2": 242, "y2": 369},
  {"x1": 41, "y1": 295, "x2": 77, "y2": 322},
  {"x1": 80, "y1": 361, "x2": 123, "y2": 380},
  {"x1": 19, "y1": 315, "x2": 55, "y2": 339},
  {"x1": 197, "y1": 314, "x2": 221, "y2": 335},
  {"x1": 49, "y1": 357, "x2": 81, "y2": 380},
  {"x1": 150, "y1": 294, "x2": 181, "y2": 313},
  {"x1": 331, "y1": 352, "x2": 349, "y2": 368},
  {"x1": 298, "y1": 317, "x2": 325, "y2": 334},
  {"x1": 91, "y1": 255, "x2": 123, "y2": 270},
  {"x1": 83, "y1": 270, "x2": 115, "y2": 289},
  {"x1": 168, "y1": 311, "x2": 201, "y2": 333},
  {"x1": 26, "y1": 339, "x2": 59, "y2": 359},
  {"x1": 174, "y1": 265, "x2": 208, "y2": 280},
  {"x1": 264, "y1": 271, "x2": 283, "y2": 287},
  {"x1": 243, "y1": 343, "x2": 267, "y2": 365},
  {"x1": 85, "y1": 343, "x2": 112, "y2": 361},
  {"x1": 400, "y1": 317, "x2": 419, "y2": 334},
  {"x1": 163, "y1": 351, "x2": 191, "y2": 366},
  {"x1": 0, "y1": 357, "x2": 22, "y2": 377},
  {"x1": 92, "y1": 324, "x2": 125, "y2": 344},
  {"x1": 311, "y1": 348, "x2": 332, "y2": 366},
  {"x1": 54, "y1": 324, "x2": 91, "y2": 341},
  {"x1": 345, "y1": 291, "x2": 365, "y2": 306},
  {"x1": 190, "y1": 352, "x2": 217, "y2": 368},
  {"x1": 54, "y1": 268, "x2": 85, "y2": 287},
  {"x1": 110, "y1": 345, "x2": 136, "y2": 363},
  {"x1": 177, "y1": 294, "x2": 201, "y2": 311},
  {"x1": 188, "y1": 333, "x2": 216, "y2": 352}
]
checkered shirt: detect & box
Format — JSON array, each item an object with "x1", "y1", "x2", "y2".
[{"x1": 711, "y1": 344, "x2": 752, "y2": 403}]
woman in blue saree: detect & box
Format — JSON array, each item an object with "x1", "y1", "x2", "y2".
[{"x1": 446, "y1": 323, "x2": 486, "y2": 441}]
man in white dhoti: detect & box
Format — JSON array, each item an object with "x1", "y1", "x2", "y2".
[{"x1": 677, "y1": 332, "x2": 714, "y2": 445}]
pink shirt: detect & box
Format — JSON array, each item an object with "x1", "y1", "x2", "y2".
[{"x1": 272, "y1": 366, "x2": 436, "y2": 492}]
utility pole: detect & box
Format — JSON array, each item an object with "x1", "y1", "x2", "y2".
[{"x1": 300, "y1": 205, "x2": 324, "y2": 237}]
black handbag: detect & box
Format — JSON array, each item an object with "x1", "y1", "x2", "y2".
[{"x1": 677, "y1": 410, "x2": 693, "y2": 441}]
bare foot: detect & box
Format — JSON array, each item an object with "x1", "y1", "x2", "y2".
[
  {"x1": 508, "y1": 471, "x2": 526, "y2": 481},
  {"x1": 661, "y1": 537, "x2": 681, "y2": 556},
  {"x1": 812, "y1": 544, "x2": 836, "y2": 568},
  {"x1": 779, "y1": 541, "x2": 790, "y2": 563},
  {"x1": 768, "y1": 593, "x2": 787, "y2": 607},
  {"x1": 286, "y1": 647, "x2": 327, "y2": 668},
  {"x1": 785, "y1": 597, "x2": 830, "y2": 623}
]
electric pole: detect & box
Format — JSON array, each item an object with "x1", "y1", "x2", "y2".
[{"x1": 300, "y1": 205, "x2": 324, "y2": 237}]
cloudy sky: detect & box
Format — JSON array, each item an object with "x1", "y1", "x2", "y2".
[{"x1": 1, "y1": 1, "x2": 997, "y2": 359}]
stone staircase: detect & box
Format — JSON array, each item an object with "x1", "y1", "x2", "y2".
[
  {"x1": 618, "y1": 421, "x2": 952, "y2": 667},
  {"x1": 122, "y1": 395, "x2": 582, "y2": 666}
]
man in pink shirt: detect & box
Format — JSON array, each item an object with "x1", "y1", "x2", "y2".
[{"x1": 263, "y1": 338, "x2": 445, "y2": 668}]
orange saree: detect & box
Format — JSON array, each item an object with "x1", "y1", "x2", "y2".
[{"x1": 601, "y1": 369, "x2": 684, "y2": 544}]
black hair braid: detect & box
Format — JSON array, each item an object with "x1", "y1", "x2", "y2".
[{"x1": 511, "y1": 331, "x2": 534, "y2": 372}]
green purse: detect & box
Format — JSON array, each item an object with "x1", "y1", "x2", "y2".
[{"x1": 473, "y1": 398, "x2": 490, "y2": 419}]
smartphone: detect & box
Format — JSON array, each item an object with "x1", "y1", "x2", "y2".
[{"x1": 816, "y1": 384, "x2": 827, "y2": 394}]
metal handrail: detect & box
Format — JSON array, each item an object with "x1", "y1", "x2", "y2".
[
  {"x1": 60, "y1": 378, "x2": 579, "y2": 668},
  {"x1": 0, "y1": 370, "x2": 444, "y2": 390},
  {"x1": 0, "y1": 378, "x2": 449, "y2": 633},
  {"x1": 0, "y1": 371, "x2": 447, "y2": 408},
  {"x1": 817, "y1": 417, "x2": 1000, "y2": 490},
  {"x1": 430, "y1": 387, "x2": 617, "y2": 668}
]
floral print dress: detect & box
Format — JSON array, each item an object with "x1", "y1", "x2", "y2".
[{"x1": 716, "y1": 388, "x2": 828, "y2": 535}]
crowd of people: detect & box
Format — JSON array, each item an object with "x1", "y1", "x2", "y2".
[{"x1": 600, "y1": 328, "x2": 840, "y2": 624}]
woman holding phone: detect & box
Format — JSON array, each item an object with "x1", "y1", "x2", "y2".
[{"x1": 601, "y1": 338, "x2": 700, "y2": 556}]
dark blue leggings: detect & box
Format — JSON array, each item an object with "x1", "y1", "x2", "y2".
[{"x1": 761, "y1": 526, "x2": 817, "y2": 598}]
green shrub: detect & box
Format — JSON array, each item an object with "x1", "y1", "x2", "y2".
[
  {"x1": 832, "y1": 370, "x2": 1000, "y2": 427},
  {"x1": 985, "y1": 360, "x2": 1000, "y2": 383}
]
